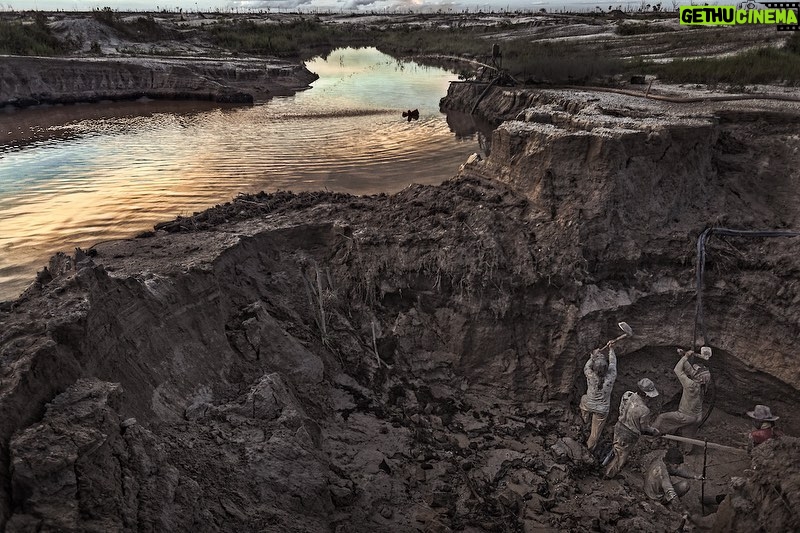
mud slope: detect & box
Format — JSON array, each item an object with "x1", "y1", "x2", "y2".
[
  {"x1": 0, "y1": 56, "x2": 318, "y2": 107},
  {"x1": 2, "y1": 87, "x2": 800, "y2": 532}
]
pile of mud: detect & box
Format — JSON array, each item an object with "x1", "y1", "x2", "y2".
[{"x1": 2, "y1": 86, "x2": 800, "y2": 532}]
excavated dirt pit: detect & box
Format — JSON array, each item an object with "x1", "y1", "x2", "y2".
[{"x1": 2, "y1": 86, "x2": 800, "y2": 532}]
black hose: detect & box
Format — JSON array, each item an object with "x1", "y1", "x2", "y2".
[
  {"x1": 694, "y1": 227, "x2": 799, "y2": 348},
  {"x1": 694, "y1": 227, "x2": 799, "y2": 428}
]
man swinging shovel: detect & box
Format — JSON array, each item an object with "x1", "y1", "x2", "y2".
[
  {"x1": 606, "y1": 322, "x2": 634, "y2": 348},
  {"x1": 580, "y1": 322, "x2": 633, "y2": 451}
]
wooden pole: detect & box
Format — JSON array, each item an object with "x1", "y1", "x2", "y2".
[
  {"x1": 701, "y1": 439, "x2": 708, "y2": 515},
  {"x1": 660, "y1": 434, "x2": 747, "y2": 455}
]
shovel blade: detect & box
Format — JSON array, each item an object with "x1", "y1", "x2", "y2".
[{"x1": 618, "y1": 322, "x2": 633, "y2": 336}]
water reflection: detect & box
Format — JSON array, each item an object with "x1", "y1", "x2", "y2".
[
  {"x1": 444, "y1": 109, "x2": 496, "y2": 156},
  {"x1": 0, "y1": 47, "x2": 478, "y2": 301},
  {"x1": 0, "y1": 100, "x2": 229, "y2": 154}
]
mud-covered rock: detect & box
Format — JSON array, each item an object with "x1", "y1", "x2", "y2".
[
  {"x1": 713, "y1": 437, "x2": 800, "y2": 532},
  {"x1": 8, "y1": 379, "x2": 125, "y2": 532}
]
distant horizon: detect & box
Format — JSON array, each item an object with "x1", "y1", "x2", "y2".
[{"x1": 1, "y1": 1, "x2": 685, "y2": 15}]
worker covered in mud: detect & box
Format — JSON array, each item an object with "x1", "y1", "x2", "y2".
[
  {"x1": 653, "y1": 348, "x2": 711, "y2": 439},
  {"x1": 644, "y1": 447, "x2": 703, "y2": 507},
  {"x1": 748, "y1": 404, "x2": 783, "y2": 447},
  {"x1": 604, "y1": 378, "x2": 660, "y2": 478},
  {"x1": 580, "y1": 344, "x2": 618, "y2": 451}
]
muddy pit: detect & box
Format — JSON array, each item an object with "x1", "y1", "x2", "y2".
[{"x1": 2, "y1": 86, "x2": 800, "y2": 532}]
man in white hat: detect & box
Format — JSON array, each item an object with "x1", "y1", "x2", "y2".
[
  {"x1": 579, "y1": 343, "x2": 618, "y2": 451},
  {"x1": 748, "y1": 404, "x2": 782, "y2": 447},
  {"x1": 604, "y1": 377, "x2": 660, "y2": 478},
  {"x1": 653, "y1": 350, "x2": 711, "y2": 440}
]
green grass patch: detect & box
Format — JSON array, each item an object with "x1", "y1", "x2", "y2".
[
  {"x1": 0, "y1": 17, "x2": 72, "y2": 55},
  {"x1": 648, "y1": 46, "x2": 800, "y2": 84},
  {"x1": 787, "y1": 31, "x2": 800, "y2": 55},
  {"x1": 203, "y1": 19, "x2": 361, "y2": 58},
  {"x1": 375, "y1": 26, "x2": 625, "y2": 84},
  {"x1": 616, "y1": 22, "x2": 676, "y2": 36},
  {"x1": 92, "y1": 8, "x2": 176, "y2": 42},
  {"x1": 121, "y1": 16, "x2": 176, "y2": 42},
  {"x1": 504, "y1": 40, "x2": 625, "y2": 83}
]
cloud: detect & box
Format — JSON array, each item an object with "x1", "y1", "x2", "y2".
[
  {"x1": 226, "y1": 0, "x2": 315, "y2": 10},
  {"x1": 229, "y1": 0, "x2": 440, "y2": 12},
  {"x1": 339, "y1": 0, "x2": 429, "y2": 9},
  {"x1": 340, "y1": 0, "x2": 386, "y2": 8}
]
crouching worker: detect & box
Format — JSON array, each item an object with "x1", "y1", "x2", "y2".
[
  {"x1": 644, "y1": 447, "x2": 703, "y2": 509},
  {"x1": 604, "y1": 378, "x2": 660, "y2": 478}
]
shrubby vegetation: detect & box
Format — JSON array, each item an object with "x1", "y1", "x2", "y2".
[
  {"x1": 374, "y1": 26, "x2": 625, "y2": 83},
  {"x1": 787, "y1": 31, "x2": 800, "y2": 55},
  {"x1": 92, "y1": 7, "x2": 175, "y2": 42},
  {"x1": 0, "y1": 14, "x2": 74, "y2": 55},
  {"x1": 616, "y1": 22, "x2": 675, "y2": 35},
  {"x1": 646, "y1": 43, "x2": 800, "y2": 85},
  {"x1": 204, "y1": 19, "x2": 364, "y2": 57},
  {"x1": 1, "y1": 10, "x2": 799, "y2": 85}
]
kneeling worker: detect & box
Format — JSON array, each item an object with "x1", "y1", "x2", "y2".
[{"x1": 644, "y1": 447, "x2": 703, "y2": 510}]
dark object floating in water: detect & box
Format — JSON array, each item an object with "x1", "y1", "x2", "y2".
[{"x1": 402, "y1": 109, "x2": 420, "y2": 122}]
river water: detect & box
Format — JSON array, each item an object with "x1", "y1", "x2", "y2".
[{"x1": 0, "y1": 47, "x2": 480, "y2": 302}]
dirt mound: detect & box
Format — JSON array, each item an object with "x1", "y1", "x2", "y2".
[
  {"x1": 714, "y1": 437, "x2": 800, "y2": 532},
  {"x1": 2, "y1": 86, "x2": 800, "y2": 531},
  {"x1": 50, "y1": 17, "x2": 129, "y2": 54}
]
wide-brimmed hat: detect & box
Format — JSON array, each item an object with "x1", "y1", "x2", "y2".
[
  {"x1": 699, "y1": 346, "x2": 712, "y2": 360},
  {"x1": 638, "y1": 378, "x2": 659, "y2": 398},
  {"x1": 747, "y1": 404, "x2": 779, "y2": 421}
]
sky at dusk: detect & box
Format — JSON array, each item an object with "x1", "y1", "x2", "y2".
[{"x1": 3, "y1": 1, "x2": 652, "y2": 14}]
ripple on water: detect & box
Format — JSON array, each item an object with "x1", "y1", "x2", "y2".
[{"x1": 0, "y1": 47, "x2": 480, "y2": 301}]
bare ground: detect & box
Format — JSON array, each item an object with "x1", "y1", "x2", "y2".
[{"x1": 1, "y1": 10, "x2": 800, "y2": 533}]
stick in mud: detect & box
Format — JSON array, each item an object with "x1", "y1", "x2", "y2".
[{"x1": 660, "y1": 434, "x2": 747, "y2": 455}]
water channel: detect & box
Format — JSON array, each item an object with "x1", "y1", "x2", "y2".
[{"x1": 0, "y1": 47, "x2": 483, "y2": 302}]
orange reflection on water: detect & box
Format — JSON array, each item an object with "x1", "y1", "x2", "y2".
[{"x1": 0, "y1": 48, "x2": 477, "y2": 301}]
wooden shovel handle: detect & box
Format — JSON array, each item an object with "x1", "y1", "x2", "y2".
[{"x1": 603, "y1": 333, "x2": 628, "y2": 350}]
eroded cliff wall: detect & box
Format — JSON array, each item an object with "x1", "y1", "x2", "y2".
[
  {"x1": 443, "y1": 82, "x2": 800, "y2": 392},
  {"x1": 0, "y1": 56, "x2": 318, "y2": 107}
]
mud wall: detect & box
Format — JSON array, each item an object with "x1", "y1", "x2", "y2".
[
  {"x1": 0, "y1": 56, "x2": 318, "y2": 107},
  {"x1": 443, "y1": 82, "x2": 800, "y2": 390}
]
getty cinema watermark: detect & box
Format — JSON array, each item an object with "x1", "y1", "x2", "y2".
[{"x1": 680, "y1": 3, "x2": 800, "y2": 31}]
